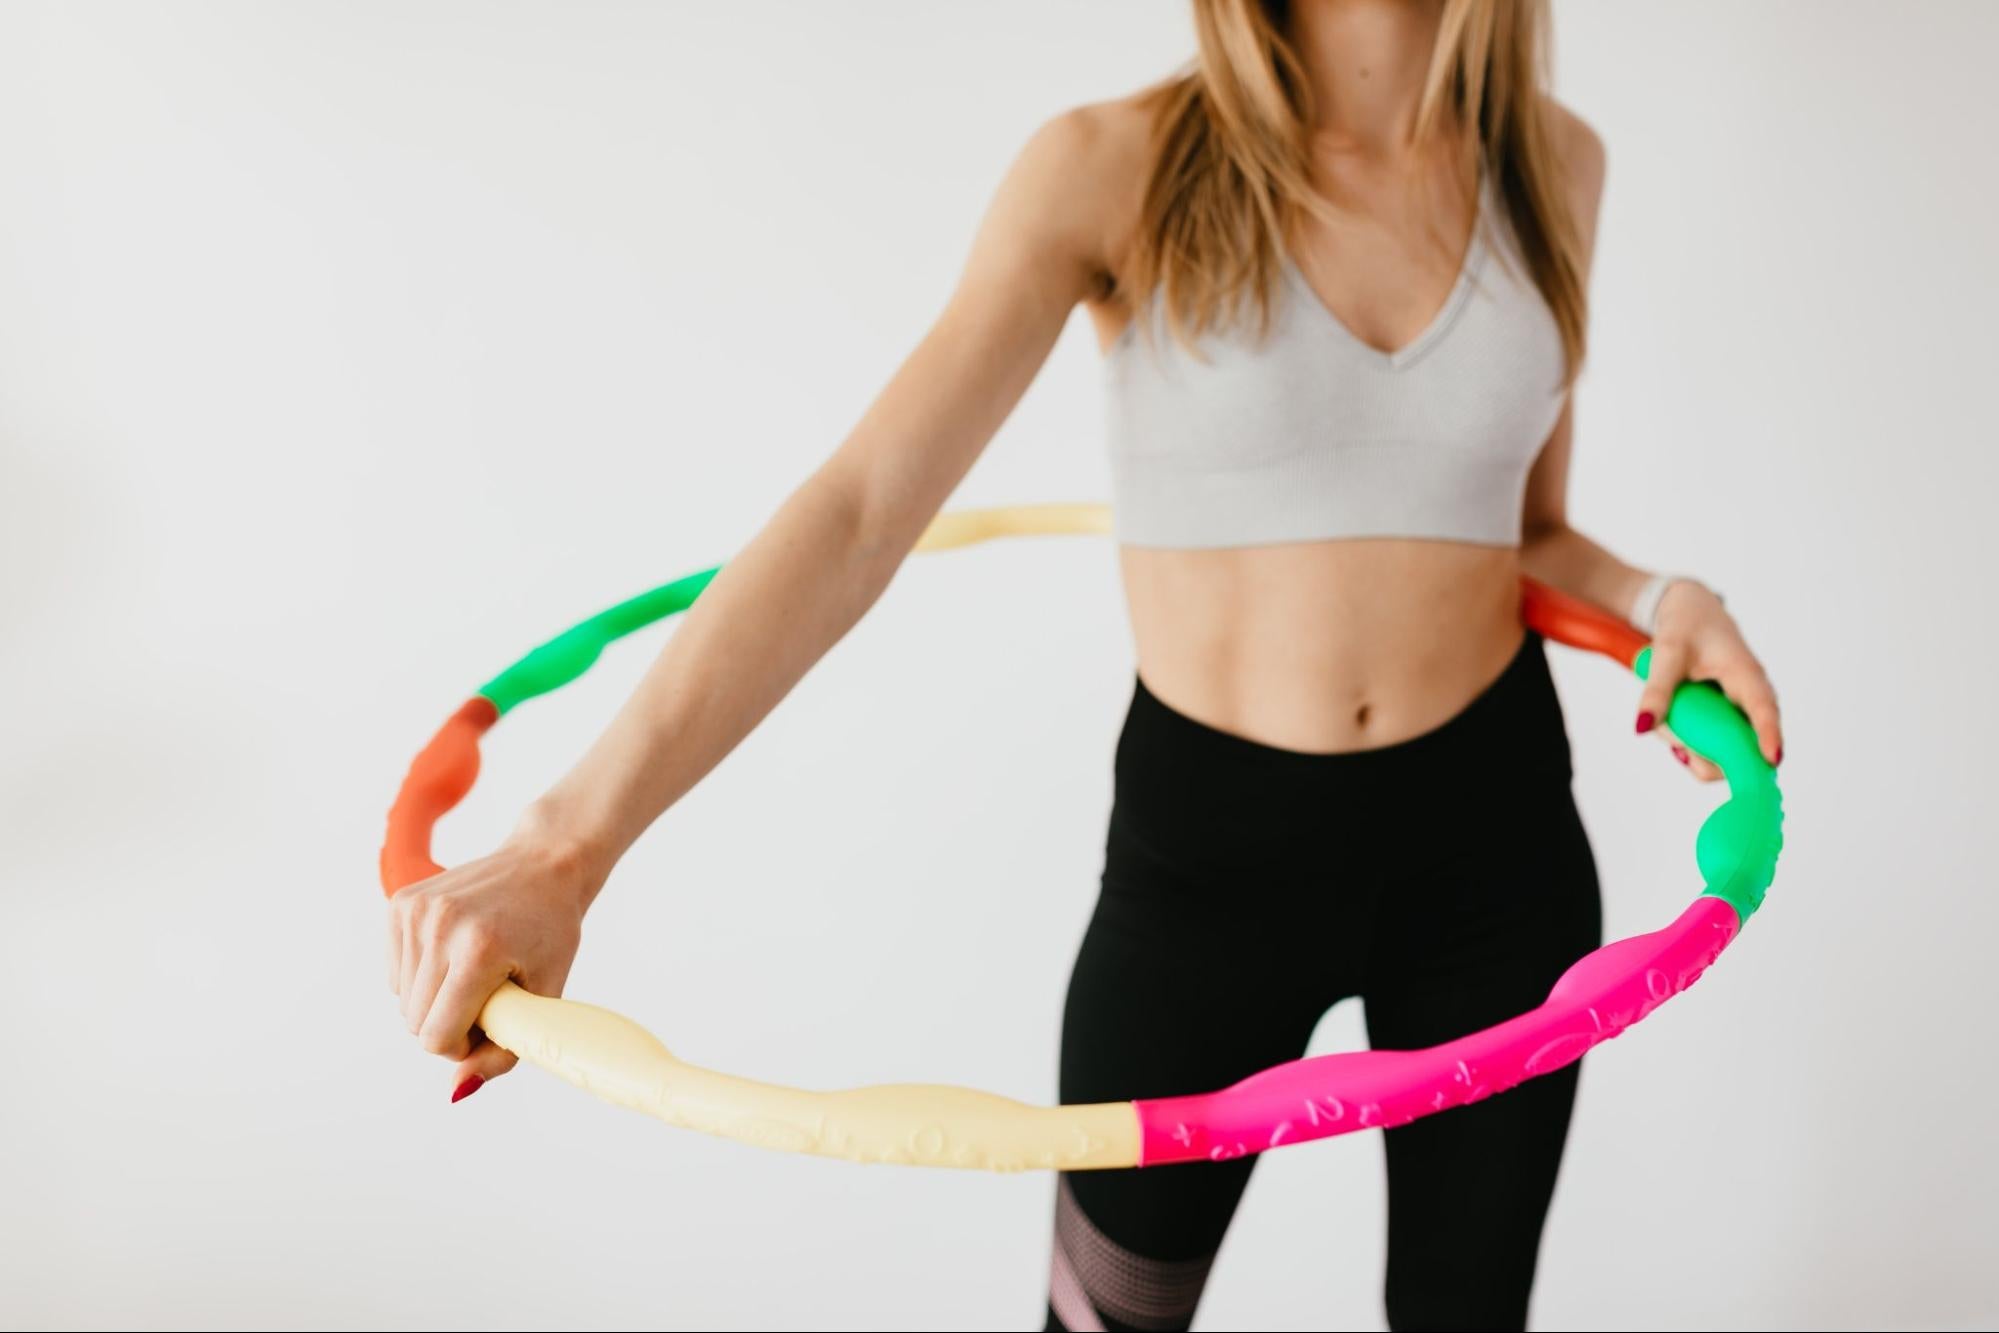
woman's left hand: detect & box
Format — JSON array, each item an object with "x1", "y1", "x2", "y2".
[{"x1": 1634, "y1": 580, "x2": 1783, "y2": 781}]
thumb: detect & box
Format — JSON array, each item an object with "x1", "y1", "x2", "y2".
[
  {"x1": 449, "y1": 956, "x2": 570, "y2": 1102},
  {"x1": 449, "y1": 1034, "x2": 518, "y2": 1102},
  {"x1": 1637, "y1": 640, "x2": 1689, "y2": 736}
]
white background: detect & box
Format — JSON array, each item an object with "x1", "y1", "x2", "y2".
[{"x1": 2, "y1": 2, "x2": 1995, "y2": 1329}]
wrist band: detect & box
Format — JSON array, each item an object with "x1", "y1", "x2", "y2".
[{"x1": 1630, "y1": 573, "x2": 1690, "y2": 634}]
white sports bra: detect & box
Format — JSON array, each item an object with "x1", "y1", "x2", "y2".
[{"x1": 1103, "y1": 179, "x2": 1569, "y2": 549}]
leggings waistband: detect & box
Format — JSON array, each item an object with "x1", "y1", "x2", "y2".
[{"x1": 1118, "y1": 631, "x2": 1573, "y2": 815}]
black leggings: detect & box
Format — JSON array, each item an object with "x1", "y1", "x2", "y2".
[{"x1": 1046, "y1": 634, "x2": 1602, "y2": 1333}]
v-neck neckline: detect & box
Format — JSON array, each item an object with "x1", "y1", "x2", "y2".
[{"x1": 1282, "y1": 178, "x2": 1490, "y2": 372}]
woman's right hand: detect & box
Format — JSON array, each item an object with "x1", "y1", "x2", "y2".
[
  {"x1": 386, "y1": 810, "x2": 606, "y2": 1101},
  {"x1": 376, "y1": 107, "x2": 1121, "y2": 1102}
]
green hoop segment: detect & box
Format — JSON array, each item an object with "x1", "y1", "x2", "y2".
[
  {"x1": 479, "y1": 568, "x2": 719, "y2": 715},
  {"x1": 1632, "y1": 646, "x2": 1783, "y2": 922}
]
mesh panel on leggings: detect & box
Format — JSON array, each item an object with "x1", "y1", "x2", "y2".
[{"x1": 1050, "y1": 1178, "x2": 1216, "y2": 1331}]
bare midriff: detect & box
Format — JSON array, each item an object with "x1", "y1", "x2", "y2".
[{"x1": 1118, "y1": 538, "x2": 1527, "y2": 754}]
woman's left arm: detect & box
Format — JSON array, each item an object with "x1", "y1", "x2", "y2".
[{"x1": 1517, "y1": 106, "x2": 1784, "y2": 779}]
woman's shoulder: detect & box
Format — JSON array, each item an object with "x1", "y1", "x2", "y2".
[
  {"x1": 1542, "y1": 98, "x2": 1607, "y2": 212},
  {"x1": 1005, "y1": 91, "x2": 1159, "y2": 289},
  {"x1": 1540, "y1": 97, "x2": 1607, "y2": 255},
  {"x1": 1035, "y1": 90, "x2": 1156, "y2": 161}
]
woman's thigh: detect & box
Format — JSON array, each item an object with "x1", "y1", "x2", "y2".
[
  {"x1": 1363, "y1": 778, "x2": 1603, "y2": 1332},
  {"x1": 1047, "y1": 823, "x2": 1340, "y2": 1331}
]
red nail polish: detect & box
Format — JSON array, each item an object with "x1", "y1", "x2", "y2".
[
  {"x1": 451, "y1": 1075, "x2": 484, "y2": 1104},
  {"x1": 1672, "y1": 745, "x2": 1690, "y2": 765},
  {"x1": 1774, "y1": 746, "x2": 1784, "y2": 766},
  {"x1": 1636, "y1": 711, "x2": 1656, "y2": 735}
]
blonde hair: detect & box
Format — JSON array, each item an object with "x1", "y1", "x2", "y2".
[{"x1": 1124, "y1": 0, "x2": 1586, "y2": 380}]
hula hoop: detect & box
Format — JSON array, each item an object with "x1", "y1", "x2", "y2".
[{"x1": 380, "y1": 503, "x2": 1782, "y2": 1171}]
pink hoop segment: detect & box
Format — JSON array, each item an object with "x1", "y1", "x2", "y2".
[{"x1": 1134, "y1": 896, "x2": 1739, "y2": 1164}]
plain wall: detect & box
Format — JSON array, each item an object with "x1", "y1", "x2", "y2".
[{"x1": 2, "y1": 2, "x2": 1995, "y2": 1329}]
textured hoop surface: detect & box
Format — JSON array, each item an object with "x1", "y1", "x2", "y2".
[{"x1": 381, "y1": 504, "x2": 1782, "y2": 1169}]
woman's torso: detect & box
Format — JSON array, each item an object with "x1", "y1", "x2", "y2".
[{"x1": 1084, "y1": 113, "x2": 1568, "y2": 753}]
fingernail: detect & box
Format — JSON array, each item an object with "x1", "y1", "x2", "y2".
[
  {"x1": 1774, "y1": 745, "x2": 1784, "y2": 766},
  {"x1": 1672, "y1": 745, "x2": 1690, "y2": 765},
  {"x1": 1635, "y1": 711, "x2": 1656, "y2": 735},
  {"x1": 451, "y1": 1075, "x2": 484, "y2": 1104}
]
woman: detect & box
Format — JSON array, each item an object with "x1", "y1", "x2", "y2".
[{"x1": 387, "y1": 1, "x2": 1783, "y2": 1327}]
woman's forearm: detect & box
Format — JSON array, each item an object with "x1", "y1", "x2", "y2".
[
  {"x1": 519, "y1": 471, "x2": 906, "y2": 896},
  {"x1": 1519, "y1": 519, "x2": 1653, "y2": 624},
  {"x1": 496, "y1": 109, "x2": 1124, "y2": 902}
]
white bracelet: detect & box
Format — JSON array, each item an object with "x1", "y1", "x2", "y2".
[{"x1": 1629, "y1": 573, "x2": 1696, "y2": 635}]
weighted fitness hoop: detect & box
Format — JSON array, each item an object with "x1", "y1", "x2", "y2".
[{"x1": 380, "y1": 503, "x2": 1783, "y2": 1171}]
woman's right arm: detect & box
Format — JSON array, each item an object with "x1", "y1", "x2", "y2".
[{"x1": 387, "y1": 105, "x2": 1137, "y2": 1097}]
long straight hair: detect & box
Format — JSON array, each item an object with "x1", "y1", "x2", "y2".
[{"x1": 1124, "y1": 0, "x2": 1586, "y2": 380}]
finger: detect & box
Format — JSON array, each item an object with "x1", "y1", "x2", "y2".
[
  {"x1": 397, "y1": 908, "x2": 422, "y2": 1003},
  {"x1": 1724, "y1": 669, "x2": 1784, "y2": 767},
  {"x1": 1637, "y1": 640, "x2": 1690, "y2": 735},
  {"x1": 443, "y1": 953, "x2": 572, "y2": 1090},
  {"x1": 419, "y1": 954, "x2": 508, "y2": 1060},
  {"x1": 449, "y1": 1035, "x2": 520, "y2": 1101},
  {"x1": 1681, "y1": 744, "x2": 1724, "y2": 782},
  {"x1": 402, "y1": 949, "x2": 447, "y2": 1037},
  {"x1": 1659, "y1": 725, "x2": 1725, "y2": 783},
  {"x1": 518, "y1": 953, "x2": 573, "y2": 1002},
  {"x1": 387, "y1": 906, "x2": 403, "y2": 995}
]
